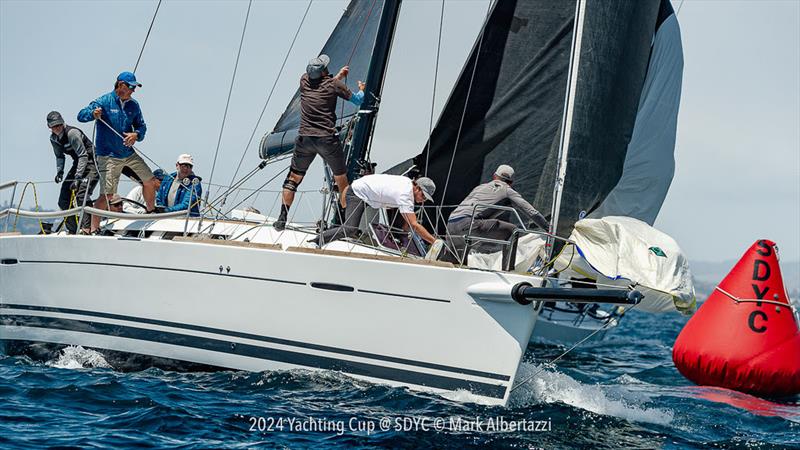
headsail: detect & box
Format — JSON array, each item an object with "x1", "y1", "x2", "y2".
[
  {"x1": 394, "y1": 0, "x2": 679, "y2": 238},
  {"x1": 259, "y1": 0, "x2": 385, "y2": 160},
  {"x1": 588, "y1": 1, "x2": 683, "y2": 224}
]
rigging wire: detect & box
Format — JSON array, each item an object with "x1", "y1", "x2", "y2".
[
  {"x1": 424, "y1": 0, "x2": 445, "y2": 178},
  {"x1": 204, "y1": 0, "x2": 253, "y2": 208},
  {"x1": 227, "y1": 0, "x2": 314, "y2": 189},
  {"x1": 133, "y1": 0, "x2": 163, "y2": 73},
  {"x1": 438, "y1": 0, "x2": 493, "y2": 209}
]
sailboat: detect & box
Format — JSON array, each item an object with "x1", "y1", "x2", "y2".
[{"x1": 0, "y1": 0, "x2": 674, "y2": 405}]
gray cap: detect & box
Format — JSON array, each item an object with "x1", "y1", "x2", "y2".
[
  {"x1": 415, "y1": 177, "x2": 436, "y2": 202},
  {"x1": 494, "y1": 164, "x2": 514, "y2": 183},
  {"x1": 46, "y1": 111, "x2": 64, "y2": 128},
  {"x1": 306, "y1": 54, "x2": 331, "y2": 80}
]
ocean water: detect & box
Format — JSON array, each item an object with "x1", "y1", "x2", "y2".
[{"x1": 1, "y1": 310, "x2": 798, "y2": 449}]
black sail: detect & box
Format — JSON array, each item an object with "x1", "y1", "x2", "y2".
[
  {"x1": 260, "y1": 0, "x2": 385, "y2": 160},
  {"x1": 400, "y1": 0, "x2": 664, "y2": 237}
]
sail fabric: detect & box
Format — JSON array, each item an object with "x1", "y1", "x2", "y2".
[
  {"x1": 259, "y1": 0, "x2": 385, "y2": 160},
  {"x1": 589, "y1": 4, "x2": 683, "y2": 224},
  {"x1": 397, "y1": 0, "x2": 665, "y2": 238},
  {"x1": 467, "y1": 216, "x2": 697, "y2": 314},
  {"x1": 401, "y1": 0, "x2": 577, "y2": 218}
]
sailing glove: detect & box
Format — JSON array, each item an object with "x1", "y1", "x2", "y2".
[{"x1": 55, "y1": 170, "x2": 64, "y2": 184}]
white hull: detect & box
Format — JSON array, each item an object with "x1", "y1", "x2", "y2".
[{"x1": 0, "y1": 230, "x2": 540, "y2": 405}]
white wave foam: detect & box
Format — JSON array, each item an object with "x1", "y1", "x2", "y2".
[
  {"x1": 48, "y1": 346, "x2": 111, "y2": 369},
  {"x1": 510, "y1": 363, "x2": 673, "y2": 425}
]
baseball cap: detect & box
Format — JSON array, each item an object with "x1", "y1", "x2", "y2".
[
  {"x1": 152, "y1": 169, "x2": 166, "y2": 181},
  {"x1": 306, "y1": 54, "x2": 330, "y2": 80},
  {"x1": 46, "y1": 111, "x2": 64, "y2": 127},
  {"x1": 415, "y1": 177, "x2": 436, "y2": 202},
  {"x1": 117, "y1": 71, "x2": 142, "y2": 88},
  {"x1": 494, "y1": 164, "x2": 514, "y2": 183},
  {"x1": 176, "y1": 154, "x2": 194, "y2": 166}
]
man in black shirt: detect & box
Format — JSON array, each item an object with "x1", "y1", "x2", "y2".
[{"x1": 274, "y1": 54, "x2": 365, "y2": 231}]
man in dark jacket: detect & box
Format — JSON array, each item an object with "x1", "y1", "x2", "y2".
[
  {"x1": 155, "y1": 154, "x2": 202, "y2": 217},
  {"x1": 274, "y1": 54, "x2": 365, "y2": 231},
  {"x1": 47, "y1": 111, "x2": 98, "y2": 234}
]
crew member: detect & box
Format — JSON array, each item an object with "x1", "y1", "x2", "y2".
[
  {"x1": 316, "y1": 174, "x2": 438, "y2": 246},
  {"x1": 123, "y1": 169, "x2": 165, "y2": 214},
  {"x1": 155, "y1": 154, "x2": 202, "y2": 216},
  {"x1": 78, "y1": 71, "x2": 158, "y2": 231},
  {"x1": 47, "y1": 111, "x2": 98, "y2": 234},
  {"x1": 446, "y1": 164, "x2": 550, "y2": 259},
  {"x1": 274, "y1": 54, "x2": 365, "y2": 230}
]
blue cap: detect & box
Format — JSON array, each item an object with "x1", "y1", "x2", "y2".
[
  {"x1": 117, "y1": 71, "x2": 142, "y2": 88},
  {"x1": 152, "y1": 169, "x2": 166, "y2": 181}
]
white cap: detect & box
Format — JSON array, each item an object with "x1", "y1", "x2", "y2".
[
  {"x1": 176, "y1": 154, "x2": 194, "y2": 166},
  {"x1": 494, "y1": 164, "x2": 514, "y2": 182}
]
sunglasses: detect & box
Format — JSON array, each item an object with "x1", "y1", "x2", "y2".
[{"x1": 126, "y1": 84, "x2": 137, "y2": 91}]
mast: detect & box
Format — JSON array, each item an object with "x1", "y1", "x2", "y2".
[
  {"x1": 345, "y1": 0, "x2": 403, "y2": 180},
  {"x1": 546, "y1": 0, "x2": 586, "y2": 259}
]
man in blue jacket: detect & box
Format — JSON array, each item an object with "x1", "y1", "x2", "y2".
[
  {"x1": 78, "y1": 71, "x2": 158, "y2": 232},
  {"x1": 155, "y1": 154, "x2": 202, "y2": 217}
]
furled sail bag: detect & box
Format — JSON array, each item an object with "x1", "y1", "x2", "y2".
[{"x1": 467, "y1": 216, "x2": 695, "y2": 314}]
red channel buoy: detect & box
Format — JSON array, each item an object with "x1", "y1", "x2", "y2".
[{"x1": 672, "y1": 239, "x2": 800, "y2": 397}]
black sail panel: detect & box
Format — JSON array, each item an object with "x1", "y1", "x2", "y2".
[
  {"x1": 546, "y1": 0, "x2": 660, "y2": 237},
  {"x1": 402, "y1": 0, "x2": 662, "y2": 237},
  {"x1": 260, "y1": 0, "x2": 385, "y2": 160},
  {"x1": 410, "y1": 0, "x2": 576, "y2": 224}
]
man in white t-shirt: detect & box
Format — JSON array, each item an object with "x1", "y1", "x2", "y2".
[{"x1": 315, "y1": 174, "x2": 438, "y2": 246}]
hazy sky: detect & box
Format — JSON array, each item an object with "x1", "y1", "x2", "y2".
[{"x1": 1, "y1": 0, "x2": 798, "y2": 266}]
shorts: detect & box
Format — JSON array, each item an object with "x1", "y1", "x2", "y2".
[
  {"x1": 97, "y1": 153, "x2": 154, "y2": 195},
  {"x1": 290, "y1": 135, "x2": 347, "y2": 176}
]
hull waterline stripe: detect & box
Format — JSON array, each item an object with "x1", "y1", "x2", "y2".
[
  {"x1": 0, "y1": 314, "x2": 507, "y2": 399},
  {"x1": 0, "y1": 303, "x2": 509, "y2": 381}
]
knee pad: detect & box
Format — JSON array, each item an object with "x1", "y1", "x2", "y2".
[{"x1": 283, "y1": 175, "x2": 299, "y2": 192}]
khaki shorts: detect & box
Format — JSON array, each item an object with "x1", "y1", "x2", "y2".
[{"x1": 97, "y1": 153, "x2": 154, "y2": 195}]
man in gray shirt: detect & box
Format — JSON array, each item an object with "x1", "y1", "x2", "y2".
[
  {"x1": 446, "y1": 164, "x2": 549, "y2": 262},
  {"x1": 47, "y1": 111, "x2": 98, "y2": 234}
]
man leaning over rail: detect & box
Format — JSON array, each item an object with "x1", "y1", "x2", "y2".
[
  {"x1": 446, "y1": 165, "x2": 550, "y2": 262},
  {"x1": 155, "y1": 154, "x2": 202, "y2": 217},
  {"x1": 46, "y1": 111, "x2": 98, "y2": 234},
  {"x1": 314, "y1": 174, "x2": 440, "y2": 248},
  {"x1": 78, "y1": 71, "x2": 158, "y2": 232},
  {"x1": 274, "y1": 54, "x2": 366, "y2": 231}
]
